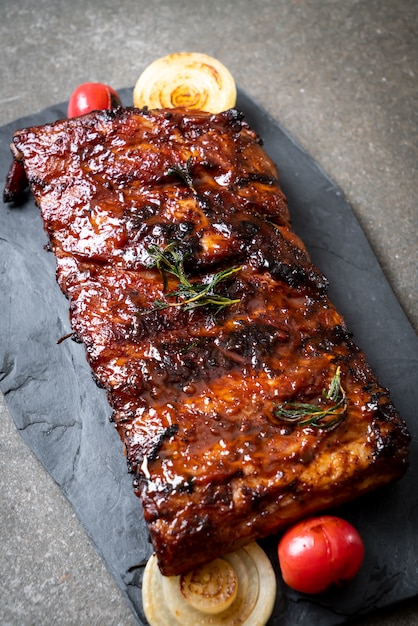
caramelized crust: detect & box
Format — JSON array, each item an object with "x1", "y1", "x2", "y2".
[{"x1": 10, "y1": 106, "x2": 410, "y2": 575}]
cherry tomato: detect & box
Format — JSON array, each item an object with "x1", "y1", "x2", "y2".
[
  {"x1": 278, "y1": 515, "x2": 364, "y2": 594},
  {"x1": 67, "y1": 82, "x2": 121, "y2": 117}
]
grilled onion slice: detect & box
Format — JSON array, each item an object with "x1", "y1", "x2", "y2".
[
  {"x1": 142, "y1": 542, "x2": 276, "y2": 626},
  {"x1": 133, "y1": 52, "x2": 237, "y2": 113}
]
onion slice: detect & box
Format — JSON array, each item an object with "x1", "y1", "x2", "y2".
[
  {"x1": 142, "y1": 542, "x2": 277, "y2": 626},
  {"x1": 133, "y1": 52, "x2": 237, "y2": 113}
]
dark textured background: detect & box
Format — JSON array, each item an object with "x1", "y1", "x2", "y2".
[{"x1": 1, "y1": 1, "x2": 417, "y2": 625}]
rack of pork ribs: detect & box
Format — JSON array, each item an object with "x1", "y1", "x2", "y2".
[{"x1": 4, "y1": 105, "x2": 410, "y2": 576}]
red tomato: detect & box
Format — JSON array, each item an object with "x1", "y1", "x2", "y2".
[
  {"x1": 67, "y1": 82, "x2": 121, "y2": 117},
  {"x1": 278, "y1": 515, "x2": 365, "y2": 594}
]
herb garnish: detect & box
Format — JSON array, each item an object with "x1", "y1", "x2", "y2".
[
  {"x1": 166, "y1": 157, "x2": 196, "y2": 192},
  {"x1": 146, "y1": 242, "x2": 241, "y2": 314},
  {"x1": 273, "y1": 366, "x2": 347, "y2": 431}
]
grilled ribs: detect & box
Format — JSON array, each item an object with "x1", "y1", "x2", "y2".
[{"x1": 7, "y1": 106, "x2": 410, "y2": 576}]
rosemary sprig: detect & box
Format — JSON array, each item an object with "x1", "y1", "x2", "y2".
[
  {"x1": 166, "y1": 157, "x2": 196, "y2": 192},
  {"x1": 146, "y1": 242, "x2": 241, "y2": 314},
  {"x1": 273, "y1": 366, "x2": 347, "y2": 431}
]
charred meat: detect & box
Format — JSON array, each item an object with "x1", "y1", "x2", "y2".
[{"x1": 7, "y1": 106, "x2": 410, "y2": 576}]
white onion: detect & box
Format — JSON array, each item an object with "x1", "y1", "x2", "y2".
[
  {"x1": 142, "y1": 542, "x2": 276, "y2": 626},
  {"x1": 133, "y1": 52, "x2": 237, "y2": 113}
]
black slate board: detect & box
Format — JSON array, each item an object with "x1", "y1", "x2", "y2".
[{"x1": 0, "y1": 87, "x2": 417, "y2": 625}]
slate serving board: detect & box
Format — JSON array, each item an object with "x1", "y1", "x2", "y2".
[{"x1": 0, "y1": 87, "x2": 417, "y2": 625}]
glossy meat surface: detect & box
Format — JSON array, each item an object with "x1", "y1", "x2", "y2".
[{"x1": 10, "y1": 106, "x2": 410, "y2": 576}]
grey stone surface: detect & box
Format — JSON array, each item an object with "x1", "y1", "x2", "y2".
[{"x1": 0, "y1": 0, "x2": 417, "y2": 624}]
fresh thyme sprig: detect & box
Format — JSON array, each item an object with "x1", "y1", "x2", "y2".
[
  {"x1": 146, "y1": 242, "x2": 241, "y2": 314},
  {"x1": 273, "y1": 366, "x2": 347, "y2": 431}
]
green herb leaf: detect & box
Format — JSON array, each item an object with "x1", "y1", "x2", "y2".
[
  {"x1": 273, "y1": 366, "x2": 347, "y2": 431},
  {"x1": 145, "y1": 242, "x2": 241, "y2": 314},
  {"x1": 166, "y1": 157, "x2": 196, "y2": 192}
]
